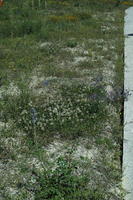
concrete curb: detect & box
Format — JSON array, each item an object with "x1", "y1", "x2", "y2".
[{"x1": 123, "y1": 7, "x2": 133, "y2": 200}]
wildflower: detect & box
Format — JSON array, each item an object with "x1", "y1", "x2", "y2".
[
  {"x1": 122, "y1": 1, "x2": 133, "y2": 5},
  {"x1": 65, "y1": 16, "x2": 78, "y2": 22},
  {"x1": 42, "y1": 80, "x2": 49, "y2": 86},
  {"x1": 31, "y1": 107, "x2": 37, "y2": 125}
]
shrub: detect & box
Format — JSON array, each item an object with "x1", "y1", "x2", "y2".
[{"x1": 34, "y1": 156, "x2": 105, "y2": 200}]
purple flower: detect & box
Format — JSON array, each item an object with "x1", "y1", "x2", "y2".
[
  {"x1": 42, "y1": 80, "x2": 49, "y2": 86},
  {"x1": 31, "y1": 107, "x2": 37, "y2": 124}
]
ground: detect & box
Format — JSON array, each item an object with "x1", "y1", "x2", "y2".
[{"x1": 0, "y1": 0, "x2": 128, "y2": 199}]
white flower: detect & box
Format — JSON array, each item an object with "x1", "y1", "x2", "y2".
[{"x1": 21, "y1": 110, "x2": 28, "y2": 115}]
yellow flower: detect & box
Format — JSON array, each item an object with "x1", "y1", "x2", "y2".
[
  {"x1": 49, "y1": 15, "x2": 78, "y2": 23},
  {"x1": 49, "y1": 16, "x2": 63, "y2": 22},
  {"x1": 65, "y1": 16, "x2": 78, "y2": 22},
  {"x1": 122, "y1": 1, "x2": 133, "y2": 5}
]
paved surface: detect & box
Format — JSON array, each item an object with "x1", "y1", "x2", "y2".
[{"x1": 123, "y1": 7, "x2": 133, "y2": 200}]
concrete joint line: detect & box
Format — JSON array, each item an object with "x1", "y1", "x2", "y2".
[{"x1": 123, "y1": 7, "x2": 133, "y2": 200}]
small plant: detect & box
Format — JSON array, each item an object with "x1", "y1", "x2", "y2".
[
  {"x1": 34, "y1": 156, "x2": 105, "y2": 200},
  {"x1": 66, "y1": 40, "x2": 77, "y2": 48}
]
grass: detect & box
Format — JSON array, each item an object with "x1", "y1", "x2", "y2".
[{"x1": 0, "y1": 0, "x2": 128, "y2": 199}]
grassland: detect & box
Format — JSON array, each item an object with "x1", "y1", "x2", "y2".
[{"x1": 0, "y1": 0, "x2": 129, "y2": 199}]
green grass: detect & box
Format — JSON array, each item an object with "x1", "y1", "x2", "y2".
[{"x1": 0, "y1": 0, "x2": 127, "y2": 199}]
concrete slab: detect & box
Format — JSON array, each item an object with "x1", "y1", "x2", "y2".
[
  {"x1": 123, "y1": 7, "x2": 133, "y2": 200},
  {"x1": 124, "y1": 7, "x2": 133, "y2": 36}
]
